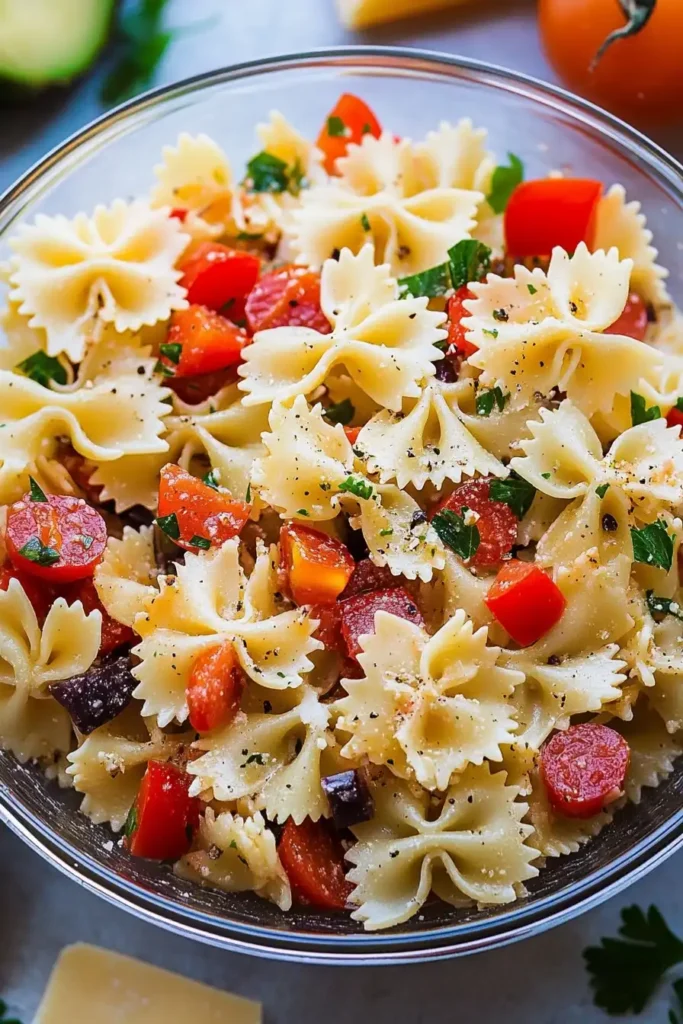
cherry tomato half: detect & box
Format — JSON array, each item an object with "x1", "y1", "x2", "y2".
[
  {"x1": 316, "y1": 93, "x2": 382, "y2": 176},
  {"x1": 605, "y1": 292, "x2": 650, "y2": 341},
  {"x1": 245, "y1": 265, "x2": 331, "y2": 335}
]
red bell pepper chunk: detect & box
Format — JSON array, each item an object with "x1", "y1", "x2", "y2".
[
  {"x1": 125, "y1": 760, "x2": 200, "y2": 860},
  {"x1": 161, "y1": 305, "x2": 249, "y2": 378},
  {"x1": 485, "y1": 560, "x2": 566, "y2": 646},
  {"x1": 245, "y1": 264, "x2": 331, "y2": 335},
  {"x1": 430, "y1": 477, "x2": 518, "y2": 568},
  {"x1": 278, "y1": 817, "x2": 353, "y2": 910},
  {"x1": 62, "y1": 578, "x2": 135, "y2": 657},
  {"x1": 666, "y1": 403, "x2": 683, "y2": 433},
  {"x1": 157, "y1": 464, "x2": 251, "y2": 552},
  {"x1": 504, "y1": 178, "x2": 603, "y2": 258},
  {"x1": 5, "y1": 491, "x2": 107, "y2": 584},
  {"x1": 540, "y1": 723, "x2": 630, "y2": 819},
  {"x1": 179, "y1": 242, "x2": 260, "y2": 312},
  {"x1": 446, "y1": 286, "x2": 478, "y2": 360},
  {"x1": 605, "y1": 291, "x2": 650, "y2": 341},
  {"x1": 186, "y1": 641, "x2": 244, "y2": 733},
  {"x1": 316, "y1": 93, "x2": 382, "y2": 176},
  {"x1": 0, "y1": 561, "x2": 56, "y2": 623},
  {"x1": 340, "y1": 586, "x2": 424, "y2": 659},
  {"x1": 170, "y1": 207, "x2": 188, "y2": 222},
  {"x1": 343, "y1": 425, "x2": 362, "y2": 445},
  {"x1": 280, "y1": 523, "x2": 355, "y2": 606}
]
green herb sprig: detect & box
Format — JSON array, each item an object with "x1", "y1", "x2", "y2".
[
  {"x1": 398, "y1": 240, "x2": 492, "y2": 299},
  {"x1": 16, "y1": 351, "x2": 67, "y2": 388},
  {"x1": 631, "y1": 390, "x2": 662, "y2": 426},
  {"x1": 431, "y1": 507, "x2": 480, "y2": 561},
  {"x1": 487, "y1": 153, "x2": 524, "y2": 214},
  {"x1": 631, "y1": 519, "x2": 673, "y2": 571},
  {"x1": 489, "y1": 473, "x2": 536, "y2": 520}
]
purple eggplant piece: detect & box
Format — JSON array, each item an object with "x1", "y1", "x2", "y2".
[
  {"x1": 49, "y1": 655, "x2": 137, "y2": 735},
  {"x1": 433, "y1": 356, "x2": 457, "y2": 382},
  {"x1": 322, "y1": 769, "x2": 374, "y2": 829}
]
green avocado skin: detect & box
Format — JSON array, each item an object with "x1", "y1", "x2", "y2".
[{"x1": 0, "y1": 0, "x2": 116, "y2": 99}]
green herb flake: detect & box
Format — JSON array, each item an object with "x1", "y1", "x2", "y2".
[
  {"x1": 16, "y1": 350, "x2": 68, "y2": 388},
  {"x1": 630, "y1": 390, "x2": 662, "y2": 426},
  {"x1": 154, "y1": 360, "x2": 175, "y2": 378},
  {"x1": 482, "y1": 327, "x2": 499, "y2": 339},
  {"x1": 595, "y1": 482, "x2": 610, "y2": 498},
  {"x1": 236, "y1": 231, "x2": 264, "y2": 241},
  {"x1": 327, "y1": 115, "x2": 347, "y2": 137},
  {"x1": 155, "y1": 512, "x2": 180, "y2": 541},
  {"x1": 325, "y1": 398, "x2": 355, "y2": 426},
  {"x1": 288, "y1": 158, "x2": 308, "y2": 197},
  {"x1": 432, "y1": 508, "x2": 480, "y2": 561},
  {"x1": 360, "y1": 212, "x2": 371, "y2": 232},
  {"x1": 202, "y1": 469, "x2": 220, "y2": 490},
  {"x1": 475, "y1": 385, "x2": 509, "y2": 417},
  {"x1": 245, "y1": 482, "x2": 252, "y2": 504},
  {"x1": 190, "y1": 535, "x2": 211, "y2": 550},
  {"x1": 490, "y1": 473, "x2": 536, "y2": 520},
  {"x1": 487, "y1": 152, "x2": 524, "y2": 214},
  {"x1": 18, "y1": 537, "x2": 60, "y2": 567},
  {"x1": 541, "y1": 472, "x2": 551, "y2": 479},
  {"x1": 447, "y1": 239, "x2": 492, "y2": 290},
  {"x1": 631, "y1": 519, "x2": 673, "y2": 571},
  {"x1": 527, "y1": 284, "x2": 538, "y2": 295},
  {"x1": 296, "y1": 509, "x2": 310, "y2": 517},
  {"x1": 491, "y1": 308, "x2": 509, "y2": 322},
  {"x1": 28, "y1": 476, "x2": 48, "y2": 503},
  {"x1": 245, "y1": 151, "x2": 290, "y2": 193},
  {"x1": 646, "y1": 590, "x2": 683, "y2": 622},
  {"x1": 124, "y1": 802, "x2": 138, "y2": 839},
  {"x1": 159, "y1": 341, "x2": 182, "y2": 365},
  {"x1": 361, "y1": 122, "x2": 373, "y2": 135},
  {"x1": 338, "y1": 475, "x2": 374, "y2": 500},
  {"x1": 379, "y1": 528, "x2": 393, "y2": 537},
  {"x1": 398, "y1": 262, "x2": 451, "y2": 299},
  {"x1": 675, "y1": 396, "x2": 683, "y2": 413}
]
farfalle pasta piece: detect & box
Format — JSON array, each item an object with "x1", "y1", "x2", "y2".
[
  {"x1": 256, "y1": 110, "x2": 325, "y2": 187},
  {"x1": 175, "y1": 807, "x2": 292, "y2": 910},
  {"x1": 334, "y1": 610, "x2": 522, "y2": 789},
  {"x1": 614, "y1": 704, "x2": 683, "y2": 804},
  {"x1": 444, "y1": 379, "x2": 545, "y2": 462},
  {"x1": 347, "y1": 765, "x2": 538, "y2": 930},
  {"x1": 94, "y1": 526, "x2": 158, "y2": 628},
  {"x1": 355, "y1": 382, "x2": 506, "y2": 490},
  {"x1": 413, "y1": 119, "x2": 496, "y2": 194},
  {"x1": 622, "y1": 598, "x2": 683, "y2": 734},
  {"x1": 239, "y1": 245, "x2": 445, "y2": 411},
  {"x1": 8, "y1": 200, "x2": 189, "y2": 361},
  {"x1": 593, "y1": 184, "x2": 670, "y2": 308}
]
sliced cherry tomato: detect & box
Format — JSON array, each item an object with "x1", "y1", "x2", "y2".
[
  {"x1": 504, "y1": 178, "x2": 603, "y2": 258},
  {"x1": 310, "y1": 602, "x2": 345, "y2": 653},
  {"x1": 316, "y1": 93, "x2": 382, "y2": 176},
  {"x1": 340, "y1": 558, "x2": 403, "y2": 600},
  {"x1": 278, "y1": 817, "x2": 353, "y2": 910},
  {"x1": 125, "y1": 760, "x2": 200, "y2": 860},
  {"x1": 485, "y1": 560, "x2": 566, "y2": 646},
  {"x1": 280, "y1": 523, "x2": 355, "y2": 606},
  {"x1": 61, "y1": 578, "x2": 135, "y2": 657},
  {"x1": 666, "y1": 403, "x2": 683, "y2": 433},
  {"x1": 446, "y1": 287, "x2": 478, "y2": 360},
  {"x1": 0, "y1": 562, "x2": 55, "y2": 622},
  {"x1": 157, "y1": 464, "x2": 251, "y2": 552},
  {"x1": 540, "y1": 722, "x2": 630, "y2": 818},
  {"x1": 605, "y1": 292, "x2": 650, "y2": 341},
  {"x1": 6, "y1": 492, "x2": 107, "y2": 584},
  {"x1": 179, "y1": 243, "x2": 260, "y2": 312},
  {"x1": 430, "y1": 478, "x2": 517, "y2": 568},
  {"x1": 245, "y1": 265, "x2": 331, "y2": 335},
  {"x1": 167, "y1": 366, "x2": 240, "y2": 405},
  {"x1": 186, "y1": 641, "x2": 244, "y2": 733},
  {"x1": 161, "y1": 305, "x2": 249, "y2": 378},
  {"x1": 343, "y1": 425, "x2": 362, "y2": 445},
  {"x1": 340, "y1": 587, "x2": 424, "y2": 658}
]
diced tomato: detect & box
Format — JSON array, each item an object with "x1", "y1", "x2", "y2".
[
  {"x1": 310, "y1": 602, "x2": 345, "y2": 652},
  {"x1": 316, "y1": 93, "x2": 382, "y2": 176},
  {"x1": 540, "y1": 723, "x2": 630, "y2": 819},
  {"x1": 430, "y1": 478, "x2": 517, "y2": 568},
  {"x1": 485, "y1": 560, "x2": 566, "y2": 646},
  {"x1": 340, "y1": 558, "x2": 403, "y2": 600},
  {"x1": 61, "y1": 578, "x2": 135, "y2": 656},
  {"x1": 161, "y1": 305, "x2": 249, "y2": 378},
  {"x1": 245, "y1": 265, "x2": 331, "y2": 335},
  {"x1": 340, "y1": 587, "x2": 424, "y2": 658},
  {"x1": 605, "y1": 292, "x2": 649, "y2": 341},
  {"x1": 278, "y1": 817, "x2": 353, "y2": 910},
  {"x1": 504, "y1": 178, "x2": 603, "y2": 258},
  {"x1": 446, "y1": 287, "x2": 478, "y2": 360},
  {"x1": 666, "y1": 403, "x2": 683, "y2": 433},
  {"x1": 170, "y1": 207, "x2": 188, "y2": 222},
  {"x1": 0, "y1": 562, "x2": 55, "y2": 622},
  {"x1": 6, "y1": 492, "x2": 107, "y2": 584},
  {"x1": 344, "y1": 425, "x2": 361, "y2": 445},
  {"x1": 59, "y1": 448, "x2": 103, "y2": 504},
  {"x1": 125, "y1": 760, "x2": 200, "y2": 860},
  {"x1": 167, "y1": 366, "x2": 240, "y2": 405},
  {"x1": 280, "y1": 524, "x2": 355, "y2": 606},
  {"x1": 186, "y1": 641, "x2": 244, "y2": 733},
  {"x1": 179, "y1": 243, "x2": 260, "y2": 312},
  {"x1": 157, "y1": 464, "x2": 251, "y2": 552}
]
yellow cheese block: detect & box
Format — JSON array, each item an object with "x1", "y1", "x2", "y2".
[
  {"x1": 34, "y1": 944, "x2": 262, "y2": 1024},
  {"x1": 337, "y1": 0, "x2": 474, "y2": 29}
]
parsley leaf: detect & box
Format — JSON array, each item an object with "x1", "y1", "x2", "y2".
[
  {"x1": 595, "y1": 482, "x2": 610, "y2": 498},
  {"x1": 245, "y1": 151, "x2": 290, "y2": 193},
  {"x1": 676, "y1": 396, "x2": 683, "y2": 413},
  {"x1": 155, "y1": 511, "x2": 180, "y2": 541},
  {"x1": 646, "y1": 590, "x2": 683, "y2": 622},
  {"x1": 338, "y1": 475, "x2": 374, "y2": 500},
  {"x1": 18, "y1": 537, "x2": 60, "y2": 567},
  {"x1": 487, "y1": 153, "x2": 524, "y2": 214},
  {"x1": 190, "y1": 535, "x2": 211, "y2": 550},
  {"x1": 398, "y1": 263, "x2": 451, "y2": 299},
  {"x1": 327, "y1": 115, "x2": 347, "y2": 137},
  {"x1": 245, "y1": 482, "x2": 252, "y2": 504},
  {"x1": 124, "y1": 802, "x2": 138, "y2": 839},
  {"x1": 159, "y1": 341, "x2": 182, "y2": 365},
  {"x1": 202, "y1": 469, "x2": 220, "y2": 490},
  {"x1": 28, "y1": 476, "x2": 48, "y2": 503},
  {"x1": 630, "y1": 390, "x2": 662, "y2": 426},
  {"x1": 236, "y1": 231, "x2": 264, "y2": 241},
  {"x1": 490, "y1": 473, "x2": 536, "y2": 520},
  {"x1": 527, "y1": 283, "x2": 538, "y2": 295},
  {"x1": 15, "y1": 350, "x2": 67, "y2": 388},
  {"x1": 360, "y1": 212, "x2": 371, "y2": 232},
  {"x1": 475, "y1": 385, "x2": 509, "y2": 417},
  {"x1": 431, "y1": 508, "x2": 480, "y2": 561},
  {"x1": 325, "y1": 398, "x2": 355, "y2": 426},
  {"x1": 447, "y1": 239, "x2": 491, "y2": 289},
  {"x1": 584, "y1": 905, "x2": 683, "y2": 1015},
  {"x1": 631, "y1": 519, "x2": 673, "y2": 571}
]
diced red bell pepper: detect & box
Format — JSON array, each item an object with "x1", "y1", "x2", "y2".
[
  {"x1": 504, "y1": 178, "x2": 603, "y2": 258},
  {"x1": 0, "y1": 562, "x2": 55, "y2": 622},
  {"x1": 605, "y1": 292, "x2": 650, "y2": 341},
  {"x1": 6, "y1": 491, "x2": 107, "y2": 584},
  {"x1": 161, "y1": 305, "x2": 249, "y2": 378},
  {"x1": 278, "y1": 817, "x2": 353, "y2": 910},
  {"x1": 245, "y1": 265, "x2": 331, "y2": 335},
  {"x1": 316, "y1": 93, "x2": 382, "y2": 176},
  {"x1": 666, "y1": 403, "x2": 683, "y2": 433},
  {"x1": 170, "y1": 208, "x2": 188, "y2": 222},
  {"x1": 179, "y1": 242, "x2": 260, "y2": 312},
  {"x1": 540, "y1": 723, "x2": 630, "y2": 819},
  {"x1": 340, "y1": 558, "x2": 403, "y2": 600},
  {"x1": 186, "y1": 641, "x2": 244, "y2": 733},
  {"x1": 340, "y1": 587, "x2": 424, "y2": 658},
  {"x1": 446, "y1": 286, "x2": 478, "y2": 360},
  {"x1": 485, "y1": 560, "x2": 566, "y2": 646},
  {"x1": 343, "y1": 425, "x2": 361, "y2": 445},
  {"x1": 125, "y1": 760, "x2": 200, "y2": 860},
  {"x1": 63, "y1": 578, "x2": 135, "y2": 657},
  {"x1": 430, "y1": 478, "x2": 518, "y2": 568},
  {"x1": 280, "y1": 523, "x2": 355, "y2": 606},
  {"x1": 157, "y1": 464, "x2": 251, "y2": 552}
]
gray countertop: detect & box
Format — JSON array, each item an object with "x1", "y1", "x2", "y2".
[{"x1": 1, "y1": 2, "x2": 683, "y2": 1020}]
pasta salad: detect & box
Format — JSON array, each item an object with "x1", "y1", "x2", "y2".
[{"x1": 1, "y1": 92, "x2": 682, "y2": 932}]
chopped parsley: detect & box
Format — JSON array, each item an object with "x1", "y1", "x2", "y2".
[
  {"x1": 236, "y1": 231, "x2": 264, "y2": 241},
  {"x1": 28, "y1": 476, "x2": 48, "y2": 503},
  {"x1": 646, "y1": 590, "x2": 683, "y2": 622},
  {"x1": 595, "y1": 482, "x2": 610, "y2": 498},
  {"x1": 124, "y1": 803, "x2": 138, "y2": 839},
  {"x1": 475, "y1": 385, "x2": 509, "y2": 417},
  {"x1": 676, "y1": 396, "x2": 683, "y2": 412},
  {"x1": 379, "y1": 528, "x2": 393, "y2": 537},
  {"x1": 447, "y1": 239, "x2": 492, "y2": 289},
  {"x1": 360, "y1": 212, "x2": 371, "y2": 232},
  {"x1": 18, "y1": 537, "x2": 60, "y2": 567},
  {"x1": 361, "y1": 122, "x2": 373, "y2": 135},
  {"x1": 398, "y1": 262, "x2": 451, "y2": 299},
  {"x1": 325, "y1": 398, "x2": 355, "y2": 426},
  {"x1": 245, "y1": 482, "x2": 252, "y2": 504},
  {"x1": 190, "y1": 535, "x2": 211, "y2": 550},
  {"x1": 527, "y1": 284, "x2": 538, "y2": 295},
  {"x1": 541, "y1": 472, "x2": 551, "y2": 479},
  {"x1": 202, "y1": 469, "x2": 220, "y2": 490},
  {"x1": 338, "y1": 475, "x2": 374, "y2": 500},
  {"x1": 159, "y1": 341, "x2": 182, "y2": 365},
  {"x1": 490, "y1": 473, "x2": 536, "y2": 520},
  {"x1": 482, "y1": 327, "x2": 499, "y2": 339},
  {"x1": 431, "y1": 507, "x2": 480, "y2": 561},
  {"x1": 630, "y1": 519, "x2": 673, "y2": 571},
  {"x1": 296, "y1": 509, "x2": 310, "y2": 517},
  {"x1": 487, "y1": 152, "x2": 524, "y2": 214},
  {"x1": 327, "y1": 115, "x2": 347, "y2": 137},
  {"x1": 630, "y1": 390, "x2": 662, "y2": 426},
  {"x1": 155, "y1": 511, "x2": 180, "y2": 541},
  {"x1": 154, "y1": 360, "x2": 175, "y2": 377},
  {"x1": 244, "y1": 151, "x2": 302, "y2": 194},
  {"x1": 15, "y1": 350, "x2": 67, "y2": 388}
]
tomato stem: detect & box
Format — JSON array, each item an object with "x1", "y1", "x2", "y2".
[{"x1": 592, "y1": 0, "x2": 657, "y2": 67}]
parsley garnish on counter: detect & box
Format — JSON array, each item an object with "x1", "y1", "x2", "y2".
[{"x1": 0, "y1": 997, "x2": 23, "y2": 1023}]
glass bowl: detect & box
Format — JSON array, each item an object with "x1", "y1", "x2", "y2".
[{"x1": 1, "y1": 47, "x2": 682, "y2": 965}]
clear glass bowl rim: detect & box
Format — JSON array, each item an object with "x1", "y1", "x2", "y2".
[{"x1": 1, "y1": 46, "x2": 682, "y2": 965}]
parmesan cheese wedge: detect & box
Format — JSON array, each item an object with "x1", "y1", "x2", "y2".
[
  {"x1": 34, "y1": 944, "x2": 262, "y2": 1024},
  {"x1": 337, "y1": 0, "x2": 474, "y2": 29}
]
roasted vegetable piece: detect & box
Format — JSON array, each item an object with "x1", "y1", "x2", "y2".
[
  {"x1": 186, "y1": 641, "x2": 244, "y2": 733},
  {"x1": 340, "y1": 587, "x2": 424, "y2": 658},
  {"x1": 316, "y1": 93, "x2": 382, "y2": 175},
  {"x1": 125, "y1": 761, "x2": 200, "y2": 860},
  {"x1": 541, "y1": 723, "x2": 630, "y2": 818},
  {"x1": 280, "y1": 523, "x2": 355, "y2": 605},
  {"x1": 178, "y1": 243, "x2": 260, "y2": 312},
  {"x1": 605, "y1": 292, "x2": 650, "y2": 341},
  {"x1": 6, "y1": 490, "x2": 107, "y2": 583},
  {"x1": 160, "y1": 305, "x2": 249, "y2": 378},
  {"x1": 322, "y1": 769, "x2": 375, "y2": 829},
  {"x1": 245, "y1": 264, "x2": 331, "y2": 334},
  {"x1": 504, "y1": 178, "x2": 603, "y2": 257},
  {"x1": 430, "y1": 478, "x2": 517, "y2": 568},
  {"x1": 156, "y1": 464, "x2": 251, "y2": 552},
  {"x1": 49, "y1": 655, "x2": 137, "y2": 735},
  {"x1": 278, "y1": 817, "x2": 353, "y2": 910},
  {"x1": 485, "y1": 560, "x2": 566, "y2": 646},
  {"x1": 62, "y1": 578, "x2": 135, "y2": 656}
]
